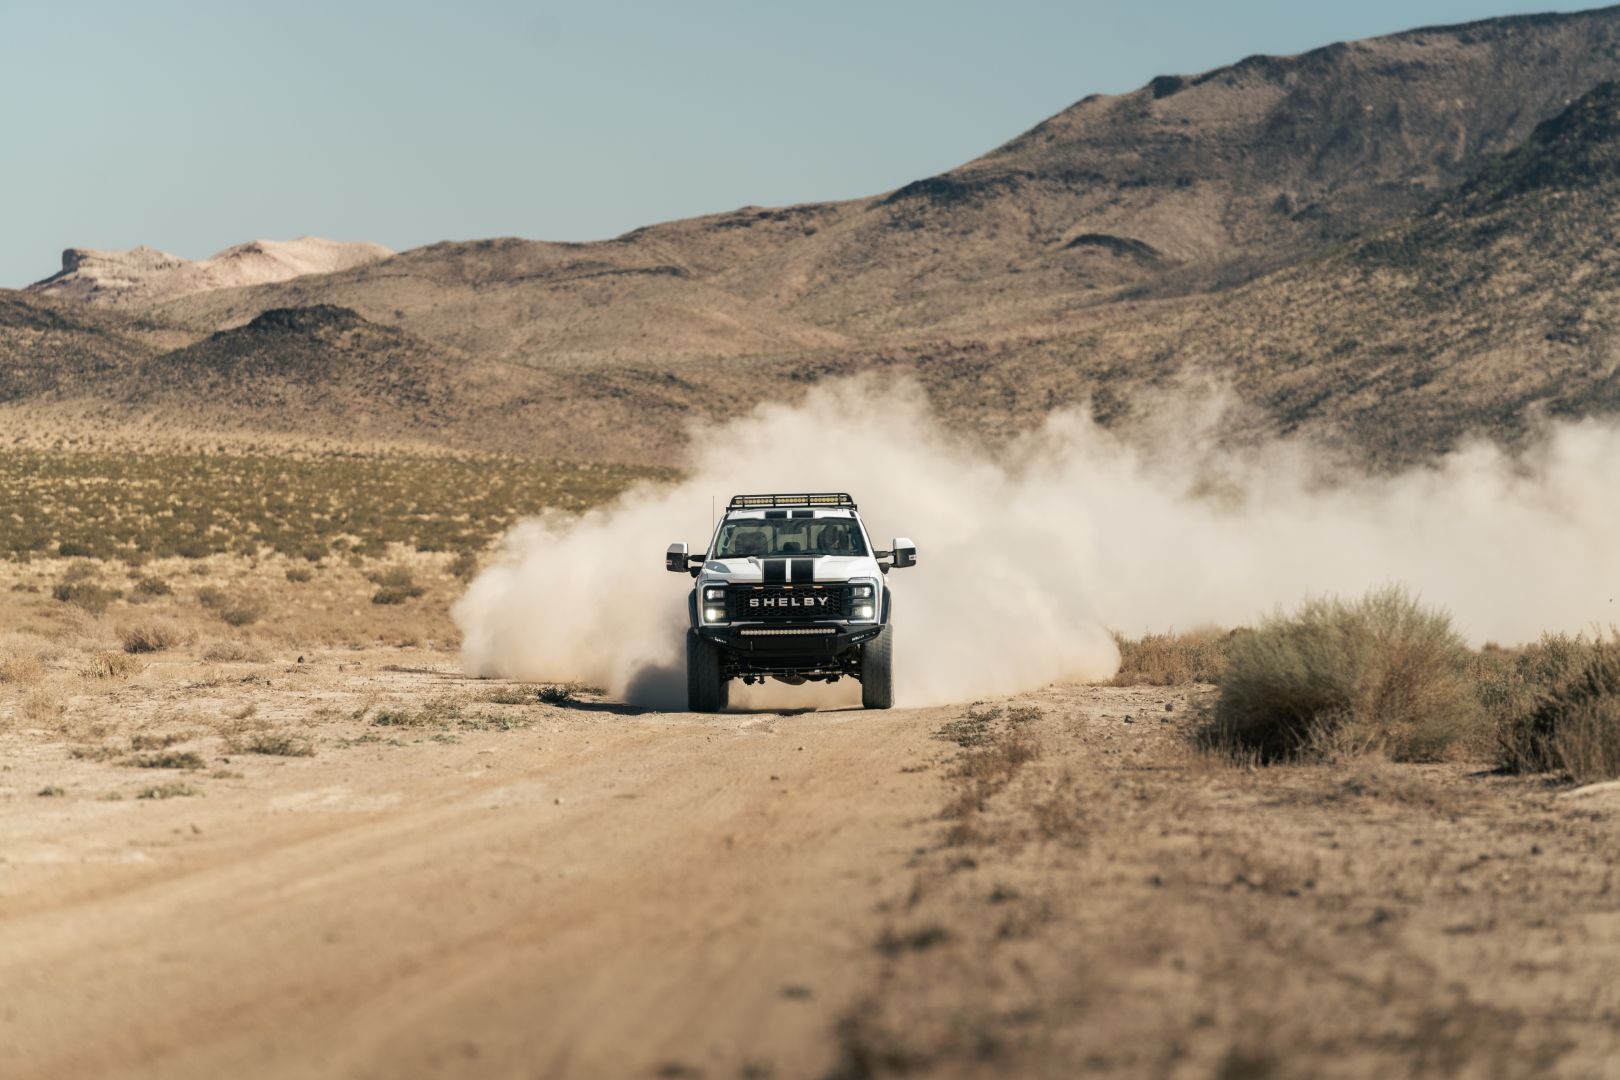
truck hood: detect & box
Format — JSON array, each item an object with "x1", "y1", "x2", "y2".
[{"x1": 699, "y1": 555, "x2": 880, "y2": 585}]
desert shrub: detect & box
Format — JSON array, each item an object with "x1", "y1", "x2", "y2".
[
  {"x1": 1497, "y1": 633, "x2": 1620, "y2": 781},
  {"x1": 447, "y1": 550, "x2": 479, "y2": 581},
  {"x1": 1111, "y1": 629, "x2": 1232, "y2": 686},
  {"x1": 197, "y1": 586, "x2": 263, "y2": 625},
  {"x1": 121, "y1": 621, "x2": 183, "y2": 654},
  {"x1": 300, "y1": 542, "x2": 328, "y2": 563},
  {"x1": 80, "y1": 651, "x2": 143, "y2": 679},
  {"x1": 57, "y1": 541, "x2": 93, "y2": 558},
  {"x1": 537, "y1": 684, "x2": 577, "y2": 706},
  {"x1": 236, "y1": 731, "x2": 315, "y2": 757},
  {"x1": 285, "y1": 566, "x2": 315, "y2": 583},
  {"x1": 201, "y1": 641, "x2": 267, "y2": 662},
  {"x1": 0, "y1": 650, "x2": 45, "y2": 685},
  {"x1": 219, "y1": 601, "x2": 265, "y2": 627},
  {"x1": 373, "y1": 697, "x2": 463, "y2": 728},
  {"x1": 126, "y1": 750, "x2": 205, "y2": 770},
  {"x1": 482, "y1": 685, "x2": 538, "y2": 705},
  {"x1": 1209, "y1": 586, "x2": 1480, "y2": 763},
  {"x1": 368, "y1": 565, "x2": 425, "y2": 603},
  {"x1": 133, "y1": 575, "x2": 173, "y2": 597},
  {"x1": 52, "y1": 581, "x2": 121, "y2": 614}
]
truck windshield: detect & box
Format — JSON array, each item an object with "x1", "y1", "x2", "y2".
[{"x1": 713, "y1": 519, "x2": 868, "y2": 558}]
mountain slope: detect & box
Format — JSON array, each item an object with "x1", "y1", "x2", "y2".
[{"x1": 139, "y1": 6, "x2": 1620, "y2": 364}]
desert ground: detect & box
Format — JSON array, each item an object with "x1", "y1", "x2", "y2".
[{"x1": 2, "y1": 550, "x2": 1617, "y2": 1080}]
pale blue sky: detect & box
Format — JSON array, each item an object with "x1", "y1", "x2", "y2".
[{"x1": 0, "y1": 1, "x2": 1593, "y2": 287}]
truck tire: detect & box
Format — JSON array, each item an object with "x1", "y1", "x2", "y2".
[
  {"x1": 860, "y1": 624, "x2": 894, "y2": 710},
  {"x1": 687, "y1": 630, "x2": 729, "y2": 712}
]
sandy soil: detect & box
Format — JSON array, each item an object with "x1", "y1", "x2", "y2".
[{"x1": 3, "y1": 651, "x2": 1617, "y2": 1080}]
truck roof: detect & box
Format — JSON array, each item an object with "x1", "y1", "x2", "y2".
[{"x1": 727, "y1": 493, "x2": 856, "y2": 510}]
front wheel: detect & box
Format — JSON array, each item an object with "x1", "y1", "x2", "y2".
[
  {"x1": 687, "y1": 631, "x2": 729, "y2": 712},
  {"x1": 860, "y1": 624, "x2": 894, "y2": 710}
]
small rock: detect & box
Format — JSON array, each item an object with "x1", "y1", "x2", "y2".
[
  {"x1": 1164, "y1": 702, "x2": 1174, "y2": 712},
  {"x1": 297, "y1": 655, "x2": 305, "y2": 664},
  {"x1": 1123, "y1": 716, "x2": 1135, "y2": 724},
  {"x1": 553, "y1": 797, "x2": 564, "y2": 805}
]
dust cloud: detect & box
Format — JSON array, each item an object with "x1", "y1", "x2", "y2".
[{"x1": 453, "y1": 379, "x2": 1620, "y2": 707}]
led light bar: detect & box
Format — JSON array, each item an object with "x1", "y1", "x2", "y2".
[
  {"x1": 738, "y1": 627, "x2": 838, "y2": 636},
  {"x1": 728, "y1": 493, "x2": 857, "y2": 509}
]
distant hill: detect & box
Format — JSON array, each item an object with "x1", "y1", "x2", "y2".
[
  {"x1": 27, "y1": 237, "x2": 391, "y2": 306},
  {"x1": 13, "y1": 7, "x2": 1620, "y2": 466}
]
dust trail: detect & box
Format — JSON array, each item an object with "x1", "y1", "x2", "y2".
[{"x1": 453, "y1": 379, "x2": 1620, "y2": 707}]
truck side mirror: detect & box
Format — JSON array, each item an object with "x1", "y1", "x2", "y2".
[
  {"x1": 890, "y1": 538, "x2": 917, "y2": 569},
  {"x1": 665, "y1": 542, "x2": 690, "y2": 573}
]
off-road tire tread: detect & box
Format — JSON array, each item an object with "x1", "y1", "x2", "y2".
[
  {"x1": 861, "y1": 625, "x2": 894, "y2": 710},
  {"x1": 687, "y1": 631, "x2": 728, "y2": 712}
]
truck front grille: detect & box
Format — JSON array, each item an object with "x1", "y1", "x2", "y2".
[{"x1": 726, "y1": 584, "x2": 850, "y2": 621}]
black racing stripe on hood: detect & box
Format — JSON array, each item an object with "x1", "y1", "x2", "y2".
[
  {"x1": 762, "y1": 559, "x2": 787, "y2": 585},
  {"x1": 791, "y1": 558, "x2": 815, "y2": 584}
]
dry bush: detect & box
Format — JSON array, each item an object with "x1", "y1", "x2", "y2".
[
  {"x1": 219, "y1": 600, "x2": 265, "y2": 627},
  {"x1": 0, "y1": 649, "x2": 45, "y2": 686},
  {"x1": 126, "y1": 750, "x2": 205, "y2": 770},
  {"x1": 80, "y1": 651, "x2": 143, "y2": 679},
  {"x1": 1209, "y1": 586, "x2": 1480, "y2": 763},
  {"x1": 132, "y1": 575, "x2": 173, "y2": 598},
  {"x1": 285, "y1": 566, "x2": 315, "y2": 583},
  {"x1": 447, "y1": 551, "x2": 480, "y2": 581},
  {"x1": 537, "y1": 684, "x2": 577, "y2": 706},
  {"x1": 1497, "y1": 633, "x2": 1620, "y2": 782},
  {"x1": 1110, "y1": 628, "x2": 1232, "y2": 686},
  {"x1": 368, "y1": 565, "x2": 425, "y2": 605},
  {"x1": 120, "y1": 621, "x2": 183, "y2": 654},
  {"x1": 201, "y1": 641, "x2": 268, "y2": 663},
  {"x1": 52, "y1": 581, "x2": 121, "y2": 615},
  {"x1": 233, "y1": 730, "x2": 315, "y2": 757}
]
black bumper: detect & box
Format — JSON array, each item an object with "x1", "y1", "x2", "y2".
[{"x1": 697, "y1": 623, "x2": 882, "y2": 662}]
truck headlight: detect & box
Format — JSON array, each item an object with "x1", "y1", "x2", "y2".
[
  {"x1": 850, "y1": 579, "x2": 879, "y2": 621},
  {"x1": 704, "y1": 607, "x2": 726, "y2": 623},
  {"x1": 703, "y1": 586, "x2": 726, "y2": 602}
]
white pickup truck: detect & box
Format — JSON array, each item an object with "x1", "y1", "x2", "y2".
[{"x1": 666, "y1": 493, "x2": 916, "y2": 712}]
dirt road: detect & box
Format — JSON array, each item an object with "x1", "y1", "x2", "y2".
[{"x1": 3, "y1": 656, "x2": 1618, "y2": 1079}]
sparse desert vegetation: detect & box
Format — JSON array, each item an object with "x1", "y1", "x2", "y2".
[{"x1": 0, "y1": 447, "x2": 669, "y2": 563}]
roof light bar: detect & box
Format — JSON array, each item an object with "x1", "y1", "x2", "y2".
[{"x1": 728, "y1": 493, "x2": 856, "y2": 510}]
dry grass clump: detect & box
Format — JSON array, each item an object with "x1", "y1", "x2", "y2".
[
  {"x1": 1110, "y1": 628, "x2": 1232, "y2": 686},
  {"x1": 131, "y1": 575, "x2": 173, "y2": 598},
  {"x1": 126, "y1": 750, "x2": 206, "y2": 770},
  {"x1": 198, "y1": 585, "x2": 265, "y2": 626},
  {"x1": 1495, "y1": 633, "x2": 1620, "y2": 782},
  {"x1": 1, "y1": 649, "x2": 46, "y2": 686},
  {"x1": 200, "y1": 641, "x2": 268, "y2": 663},
  {"x1": 284, "y1": 566, "x2": 315, "y2": 583},
  {"x1": 1208, "y1": 586, "x2": 1480, "y2": 763},
  {"x1": 80, "y1": 651, "x2": 143, "y2": 679},
  {"x1": 120, "y1": 620, "x2": 183, "y2": 654},
  {"x1": 368, "y1": 566, "x2": 425, "y2": 605},
  {"x1": 234, "y1": 730, "x2": 315, "y2": 757},
  {"x1": 51, "y1": 581, "x2": 121, "y2": 614},
  {"x1": 447, "y1": 551, "x2": 480, "y2": 581}
]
